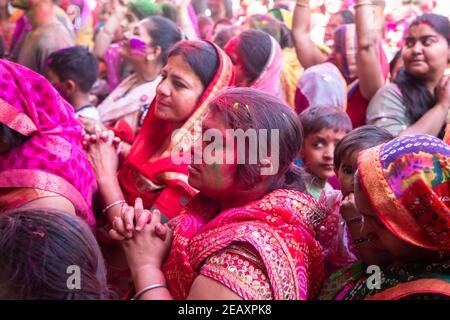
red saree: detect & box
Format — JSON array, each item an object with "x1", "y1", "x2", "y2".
[
  {"x1": 117, "y1": 41, "x2": 235, "y2": 219},
  {"x1": 163, "y1": 189, "x2": 326, "y2": 300}
]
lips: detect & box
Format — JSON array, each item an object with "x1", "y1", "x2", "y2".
[
  {"x1": 319, "y1": 164, "x2": 334, "y2": 170},
  {"x1": 156, "y1": 100, "x2": 171, "y2": 109}
]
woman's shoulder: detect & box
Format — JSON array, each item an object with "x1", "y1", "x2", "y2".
[
  {"x1": 372, "y1": 83, "x2": 403, "y2": 100},
  {"x1": 367, "y1": 83, "x2": 406, "y2": 113}
]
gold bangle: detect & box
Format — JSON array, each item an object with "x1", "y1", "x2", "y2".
[
  {"x1": 354, "y1": 1, "x2": 374, "y2": 9},
  {"x1": 296, "y1": 1, "x2": 309, "y2": 8}
]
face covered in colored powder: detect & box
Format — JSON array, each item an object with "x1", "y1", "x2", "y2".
[
  {"x1": 121, "y1": 20, "x2": 155, "y2": 64},
  {"x1": 188, "y1": 111, "x2": 238, "y2": 198}
]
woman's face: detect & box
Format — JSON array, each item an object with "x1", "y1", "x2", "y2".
[
  {"x1": 120, "y1": 20, "x2": 154, "y2": 64},
  {"x1": 154, "y1": 55, "x2": 205, "y2": 124},
  {"x1": 224, "y1": 37, "x2": 251, "y2": 87},
  {"x1": 354, "y1": 175, "x2": 432, "y2": 267},
  {"x1": 402, "y1": 23, "x2": 449, "y2": 83},
  {"x1": 187, "y1": 111, "x2": 240, "y2": 201}
]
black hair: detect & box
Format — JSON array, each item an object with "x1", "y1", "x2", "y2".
[
  {"x1": 333, "y1": 125, "x2": 394, "y2": 169},
  {"x1": 0, "y1": 209, "x2": 110, "y2": 300},
  {"x1": 237, "y1": 30, "x2": 272, "y2": 85},
  {"x1": 213, "y1": 25, "x2": 240, "y2": 49},
  {"x1": 389, "y1": 49, "x2": 403, "y2": 76},
  {"x1": 168, "y1": 40, "x2": 219, "y2": 91},
  {"x1": 394, "y1": 14, "x2": 450, "y2": 139},
  {"x1": 143, "y1": 16, "x2": 182, "y2": 65},
  {"x1": 299, "y1": 106, "x2": 352, "y2": 138},
  {"x1": 0, "y1": 123, "x2": 29, "y2": 153},
  {"x1": 47, "y1": 46, "x2": 98, "y2": 93},
  {"x1": 209, "y1": 87, "x2": 306, "y2": 192}
]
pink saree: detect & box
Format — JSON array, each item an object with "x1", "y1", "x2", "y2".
[
  {"x1": 0, "y1": 60, "x2": 97, "y2": 226},
  {"x1": 163, "y1": 189, "x2": 326, "y2": 300}
]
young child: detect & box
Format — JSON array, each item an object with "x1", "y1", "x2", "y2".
[
  {"x1": 47, "y1": 45, "x2": 100, "y2": 120},
  {"x1": 298, "y1": 106, "x2": 352, "y2": 199},
  {"x1": 316, "y1": 125, "x2": 393, "y2": 276}
]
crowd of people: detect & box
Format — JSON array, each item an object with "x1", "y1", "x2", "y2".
[{"x1": 0, "y1": 0, "x2": 449, "y2": 300}]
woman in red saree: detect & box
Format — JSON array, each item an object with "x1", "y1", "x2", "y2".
[
  {"x1": 109, "y1": 88, "x2": 326, "y2": 300},
  {"x1": 0, "y1": 59, "x2": 96, "y2": 226},
  {"x1": 85, "y1": 40, "x2": 234, "y2": 223},
  {"x1": 319, "y1": 134, "x2": 450, "y2": 300},
  {"x1": 84, "y1": 40, "x2": 234, "y2": 296}
]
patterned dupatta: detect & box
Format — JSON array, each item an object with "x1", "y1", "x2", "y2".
[
  {"x1": 359, "y1": 134, "x2": 450, "y2": 251},
  {"x1": 163, "y1": 189, "x2": 326, "y2": 300},
  {"x1": 319, "y1": 134, "x2": 450, "y2": 300},
  {"x1": 0, "y1": 60, "x2": 97, "y2": 226},
  {"x1": 117, "y1": 41, "x2": 234, "y2": 211}
]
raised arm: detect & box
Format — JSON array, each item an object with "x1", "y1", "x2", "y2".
[
  {"x1": 292, "y1": 0, "x2": 328, "y2": 69},
  {"x1": 354, "y1": 0, "x2": 385, "y2": 100},
  {"x1": 176, "y1": 0, "x2": 198, "y2": 40},
  {"x1": 93, "y1": 1, "x2": 127, "y2": 59}
]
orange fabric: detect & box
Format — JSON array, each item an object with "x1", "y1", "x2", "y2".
[{"x1": 0, "y1": 187, "x2": 63, "y2": 211}]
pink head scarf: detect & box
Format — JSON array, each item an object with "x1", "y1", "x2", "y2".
[
  {"x1": 251, "y1": 36, "x2": 284, "y2": 99},
  {"x1": 0, "y1": 60, "x2": 97, "y2": 226}
]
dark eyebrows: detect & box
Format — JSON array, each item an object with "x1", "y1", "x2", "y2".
[
  {"x1": 405, "y1": 34, "x2": 438, "y2": 42},
  {"x1": 313, "y1": 136, "x2": 327, "y2": 143},
  {"x1": 172, "y1": 74, "x2": 190, "y2": 86}
]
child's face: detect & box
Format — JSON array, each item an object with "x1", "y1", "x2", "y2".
[
  {"x1": 301, "y1": 128, "x2": 347, "y2": 181},
  {"x1": 336, "y1": 150, "x2": 358, "y2": 197},
  {"x1": 47, "y1": 69, "x2": 68, "y2": 99}
]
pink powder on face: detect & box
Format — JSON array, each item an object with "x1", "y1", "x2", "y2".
[{"x1": 128, "y1": 37, "x2": 148, "y2": 56}]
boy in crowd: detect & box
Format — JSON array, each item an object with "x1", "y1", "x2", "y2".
[
  {"x1": 47, "y1": 45, "x2": 100, "y2": 120},
  {"x1": 298, "y1": 106, "x2": 352, "y2": 199}
]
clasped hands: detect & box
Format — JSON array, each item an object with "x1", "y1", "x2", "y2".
[{"x1": 109, "y1": 198, "x2": 174, "y2": 270}]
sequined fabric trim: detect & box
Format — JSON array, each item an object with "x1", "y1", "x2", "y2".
[
  {"x1": 0, "y1": 98, "x2": 37, "y2": 136},
  {"x1": 201, "y1": 244, "x2": 273, "y2": 300},
  {"x1": 0, "y1": 169, "x2": 91, "y2": 223}
]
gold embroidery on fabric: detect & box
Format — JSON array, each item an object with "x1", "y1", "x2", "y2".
[
  {"x1": 201, "y1": 246, "x2": 273, "y2": 300},
  {"x1": 0, "y1": 98, "x2": 37, "y2": 135}
]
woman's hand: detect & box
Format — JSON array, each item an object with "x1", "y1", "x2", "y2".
[
  {"x1": 109, "y1": 198, "x2": 153, "y2": 240},
  {"x1": 85, "y1": 127, "x2": 120, "y2": 182},
  {"x1": 115, "y1": 200, "x2": 174, "y2": 271},
  {"x1": 435, "y1": 75, "x2": 450, "y2": 111},
  {"x1": 78, "y1": 115, "x2": 106, "y2": 135},
  {"x1": 340, "y1": 193, "x2": 361, "y2": 222}
]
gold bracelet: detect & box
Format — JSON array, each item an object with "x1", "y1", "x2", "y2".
[
  {"x1": 354, "y1": 1, "x2": 374, "y2": 9},
  {"x1": 296, "y1": 1, "x2": 309, "y2": 8}
]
